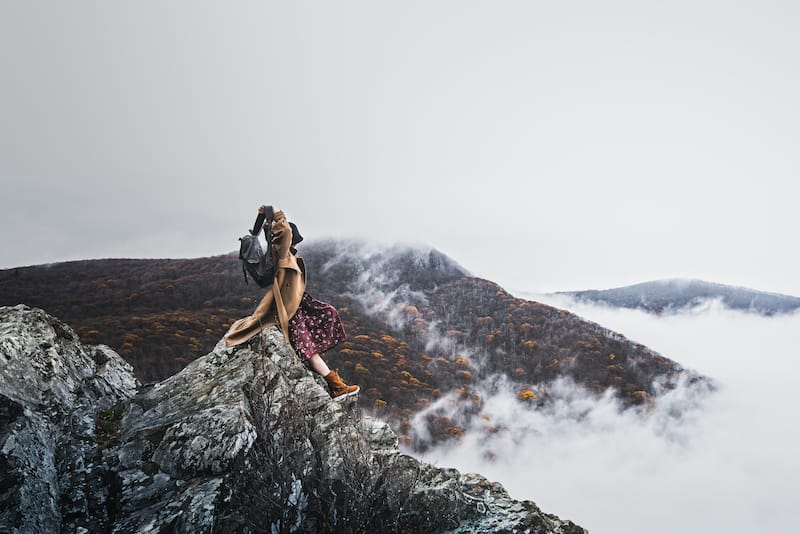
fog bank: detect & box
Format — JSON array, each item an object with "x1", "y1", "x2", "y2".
[{"x1": 416, "y1": 298, "x2": 800, "y2": 533}]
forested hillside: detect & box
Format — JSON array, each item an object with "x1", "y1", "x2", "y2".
[{"x1": 1, "y1": 240, "x2": 691, "y2": 447}]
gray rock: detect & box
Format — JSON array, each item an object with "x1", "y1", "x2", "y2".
[
  {"x1": 0, "y1": 304, "x2": 139, "y2": 533},
  {"x1": 0, "y1": 305, "x2": 586, "y2": 533}
]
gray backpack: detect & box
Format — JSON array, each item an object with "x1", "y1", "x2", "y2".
[{"x1": 238, "y1": 212, "x2": 274, "y2": 287}]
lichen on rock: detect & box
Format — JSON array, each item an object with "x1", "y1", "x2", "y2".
[{"x1": 0, "y1": 304, "x2": 139, "y2": 533}]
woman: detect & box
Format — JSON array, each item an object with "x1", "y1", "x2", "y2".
[{"x1": 225, "y1": 206, "x2": 359, "y2": 400}]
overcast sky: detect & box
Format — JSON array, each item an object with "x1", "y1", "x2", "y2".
[{"x1": 2, "y1": 1, "x2": 798, "y2": 295}]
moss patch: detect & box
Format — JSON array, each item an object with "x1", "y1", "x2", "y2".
[{"x1": 96, "y1": 405, "x2": 125, "y2": 451}]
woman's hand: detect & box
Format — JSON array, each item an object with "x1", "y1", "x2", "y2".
[{"x1": 257, "y1": 205, "x2": 267, "y2": 215}]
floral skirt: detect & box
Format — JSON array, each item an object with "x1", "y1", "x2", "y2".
[{"x1": 288, "y1": 292, "x2": 346, "y2": 360}]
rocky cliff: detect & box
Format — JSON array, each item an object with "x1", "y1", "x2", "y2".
[
  {"x1": 0, "y1": 305, "x2": 138, "y2": 532},
  {"x1": 0, "y1": 305, "x2": 586, "y2": 533}
]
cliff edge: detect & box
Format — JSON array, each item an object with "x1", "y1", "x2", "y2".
[{"x1": 0, "y1": 304, "x2": 586, "y2": 533}]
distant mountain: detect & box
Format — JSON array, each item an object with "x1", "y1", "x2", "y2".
[
  {"x1": 559, "y1": 278, "x2": 800, "y2": 315},
  {"x1": 0, "y1": 241, "x2": 705, "y2": 448}
]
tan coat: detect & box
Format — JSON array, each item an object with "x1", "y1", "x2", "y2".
[{"x1": 224, "y1": 210, "x2": 306, "y2": 347}]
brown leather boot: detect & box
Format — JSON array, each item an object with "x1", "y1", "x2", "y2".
[{"x1": 324, "y1": 370, "x2": 360, "y2": 400}]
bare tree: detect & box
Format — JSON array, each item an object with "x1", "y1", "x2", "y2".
[
  {"x1": 227, "y1": 390, "x2": 317, "y2": 534},
  {"x1": 308, "y1": 406, "x2": 420, "y2": 534},
  {"x1": 226, "y1": 382, "x2": 419, "y2": 534}
]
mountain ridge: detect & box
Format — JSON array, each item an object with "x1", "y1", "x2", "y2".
[
  {"x1": 558, "y1": 278, "x2": 800, "y2": 315},
  {"x1": 0, "y1": 239, "x2": 706, "y2": 448}
]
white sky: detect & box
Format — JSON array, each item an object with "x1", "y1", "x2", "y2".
[{"x1": 1, "y1": 1, "x2": 798, "y2": 295}]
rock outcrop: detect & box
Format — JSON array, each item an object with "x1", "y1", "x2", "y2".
[
  {"x1": 0, "y1": 305, "x2": 586, "y2": 533},
  {"x1": 0, "y1": 305, "x2": 138, "y2": 533}
]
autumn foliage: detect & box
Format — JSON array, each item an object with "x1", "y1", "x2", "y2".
[{"x1": 0, "y1": 241, "x2": 681, "y2": 447}]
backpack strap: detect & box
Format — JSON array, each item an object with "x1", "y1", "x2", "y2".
[
  {"x1": 251, "y1": 205, "x2": 274, "y2": 235},
  {"x1": 251, "y1": 212, "x2": 266, "y2": 236}
]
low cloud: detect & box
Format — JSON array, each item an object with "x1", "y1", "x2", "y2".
[
  {"x1": 411, "y1": 298, "x2": 800, "y2": 534},
  {"x1": 319, "y1": 240, "x2": 465, "y2": 355}
]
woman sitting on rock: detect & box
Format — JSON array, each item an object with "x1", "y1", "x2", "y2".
[{"x1": 225, "y1": 205, "x2": 359, "y2": 400}]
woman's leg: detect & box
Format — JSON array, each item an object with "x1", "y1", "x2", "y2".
[
  {"x1": 309, "y1": 353, "x2": 360, "y2": 399},
  {"x1": 307, "y1": 354, "x2": 330, "y2": 376}
]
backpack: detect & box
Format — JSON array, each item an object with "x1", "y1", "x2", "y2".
[{"x1": 238, "y1": 212, "x2": 274, "y2": 287}]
